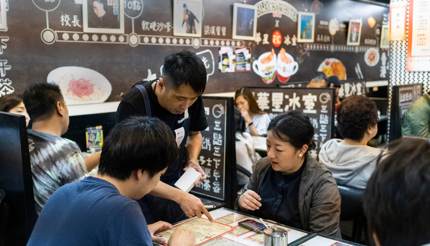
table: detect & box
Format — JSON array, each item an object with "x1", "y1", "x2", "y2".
[{"x1": 156, "y1": 208, "x2": 360, "y2": 245}]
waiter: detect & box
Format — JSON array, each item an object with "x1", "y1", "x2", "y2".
[{"x1": 117, "y1": 51, "x2": 213, "y2": 223}]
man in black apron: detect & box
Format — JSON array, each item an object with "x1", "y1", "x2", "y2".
[{"x1": 116, "y1": 51, "x2": 213, "y2": 223}]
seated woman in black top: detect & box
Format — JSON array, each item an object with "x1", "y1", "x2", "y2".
[{"x1": 237, "y1": 111, "x2": 341, "y2": 237}]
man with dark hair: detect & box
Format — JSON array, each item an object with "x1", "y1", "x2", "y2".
[
  {"x1": 28, "y1": 117, "x2": 195, "y2": 246},
  {"x1": 319, "y1": 95, "x2": 381, "y2": 189},
  {"x1": 363, "y1": 137, "x2": 430, "y2": 246},
  {"x1": 117, "y1": 51, "x2": 212, "y2": 223},
  {"x1": 402, "y1": 90, "x2": 430, "y2": 138},
  {"x1": 23, "y1": 83, "x2": 100, "y2": 213}
]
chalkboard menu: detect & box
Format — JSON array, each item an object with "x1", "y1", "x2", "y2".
[
  {"x1": 390, "y1": 84, "x2": 423, "y2": 140},
  {"x1": 247, "y1": 87, "x2": 335, "y2": 154},
  {"x1": 191, "y1": 97, "x2": 236, "y2": 207}
]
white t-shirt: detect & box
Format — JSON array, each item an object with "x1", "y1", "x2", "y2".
[{"x1": 246, "y1": 113, "x2": 271, "y2": 136}]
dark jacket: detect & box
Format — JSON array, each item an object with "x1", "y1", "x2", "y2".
[{"x1": 239, "y1": 156, "x2": 341, "y2": 238}]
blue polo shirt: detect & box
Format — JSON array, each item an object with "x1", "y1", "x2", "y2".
[{"x1": 28, "y1": 176, "x2": 152, "y2": 246}]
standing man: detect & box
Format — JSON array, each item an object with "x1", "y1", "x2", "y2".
[{"x1": 117, "y1": 51, "x2": 212, "y2": 223}]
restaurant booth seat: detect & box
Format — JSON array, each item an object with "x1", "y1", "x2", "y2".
[{"x1": 338, "y1": 185, "x2": 367, "y2": 243}]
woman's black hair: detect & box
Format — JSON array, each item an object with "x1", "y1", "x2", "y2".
[{"x1": 267, "y1": 111, "x2": 315, "y2": 151}]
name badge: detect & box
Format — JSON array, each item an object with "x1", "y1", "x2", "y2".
[{"x1": 174, "y1": 127, "x2": 185, "y2": 147}]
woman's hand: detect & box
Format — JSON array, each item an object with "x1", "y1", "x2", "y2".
[
  {"x1": 238, "y1": 190, "x2": 262, "y2": 211},
  {"x1": 240, "y1": 109, "x2": 252, "y2": 124}
]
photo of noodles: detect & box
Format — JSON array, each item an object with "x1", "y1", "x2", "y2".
[{"x1": 47, "y1": 66, "x2": 112, "y2": 105}]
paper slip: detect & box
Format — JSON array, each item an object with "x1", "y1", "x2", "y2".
[{"x1": 174, "y1": 167, "x2": 201, "y2": 192}]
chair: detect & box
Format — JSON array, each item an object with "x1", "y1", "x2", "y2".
[
  {"x1": 0, "y1": 112, "x2": 37, "y2": 245},
  {"x1": 338, "y1": 185, "x2": 367, "y2": 243}
]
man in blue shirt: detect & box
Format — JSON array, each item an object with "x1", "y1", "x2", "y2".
[{"x1": 28, "y1": 117, "x2": 195, "y2": 246}]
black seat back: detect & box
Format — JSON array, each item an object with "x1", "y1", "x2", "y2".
[
  {"x1": 0, "y1": 112, "x2": 37, "y2": 245},
  {"x1": 338, "y1": 185, "x2": 365, "y2": 220}
]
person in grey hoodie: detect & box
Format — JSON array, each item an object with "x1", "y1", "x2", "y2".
[{"x1": 319, "y1": 95, "x2": 382, "y2": 190}]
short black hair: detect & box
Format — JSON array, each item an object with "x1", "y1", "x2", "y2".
[
  {"x1": 337, "y1": 95, "x2": 378, "y2": 140},
  {"x1": 364, "y1": 137, "x2": 430, "y2": 246},
  {"x1": 98, "y1": 116, "x2": 178, "y2": 180},
  {"x1": 162, "y1": 51, "x2": 207, "y2": 94},
  {"x1": 0, "y1": 94, "x2": 23, "y2": 112},
  {"x1": 268, "y1": 111, "x2": 315, "y2": 151},
  {"x1": 23, "y1": 83, "x2": 64, "y2": 122}
]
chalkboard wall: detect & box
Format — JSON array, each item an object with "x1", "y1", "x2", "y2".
[{"x1": 1, "y1": 0, "x2": 387, "y2": 104}]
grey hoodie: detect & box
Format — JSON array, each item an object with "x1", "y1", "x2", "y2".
[{"x1": 319, "y1": 139, "x2": 382, "y2": 189}]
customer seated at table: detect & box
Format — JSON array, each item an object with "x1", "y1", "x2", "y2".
[
  {"x1": 235, "y1": 87, "x2": 271, "y2": 136},
  {"x1": 23, "y1": 83, "x2": 100, "y2": 214},
  {"x1": 28, "y1": 117, "x2": 195, "y2": 246},
  {"x1": 363, "y1": 137, "x2": 430, "y2": 246},
  {"x1": 237, "y1": 111, "x2": 341, "y2": 237},
  {"x1": 319, "y1": 95, "x2": 381, "y2": 189},
  {"x1": 0, "y1": 94, "x2": 30, "y2": 126}
]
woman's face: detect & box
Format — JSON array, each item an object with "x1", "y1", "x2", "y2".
[
  {"x1": 235, "y1": 95, "x2": 249, "y2": 112},
  {"x1": 266, "y1": 130, "x2": 305, "y2": 174},
  {"x1": 9, "y1": 102, "x2": 30, "y2": 126}
]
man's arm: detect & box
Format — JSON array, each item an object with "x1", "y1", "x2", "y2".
[
  {"x1": 150, "y1": 181, "x2": 214, "y2": 221},
  {"x1": 186, "y1": 131, "x2": 206, "y2": 179},
  {"x1": 84, "y1": 151, "x2": 100, "y2": 171}
]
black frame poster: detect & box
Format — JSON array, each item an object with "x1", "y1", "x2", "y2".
[
  {"x1": 390, "y1": 84, "x2": 423, "y2": 140},
  {"x1": 191, "y1": 96, "x2": 236, "y2": 208}
]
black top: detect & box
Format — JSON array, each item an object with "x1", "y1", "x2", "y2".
[
  {"x1": 116, "y1": 80, "x2": 208, "y2": 184},
  {"x1": 256, "y1": 160, "x2": 306, "y2": 228}
]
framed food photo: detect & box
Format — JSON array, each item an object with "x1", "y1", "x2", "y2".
[
  {"x1": 232, "y1": 3, "x2": 257, "y2": 41},
  {"x1": 297, "y1": 12, "x2": 315, "y2": 43},
  {"x1": 347, "y1": 19, "x2": 362, "y2": 46},
  {"x1": 173, "y1": 0, "x2": 203, "y2": 37},
  {"x1": 83, "y1": 0, "x2": 124, "y2": 34}
]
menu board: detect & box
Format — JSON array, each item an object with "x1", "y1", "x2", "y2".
[
  {"x1": 390, "y1": 84, "x2": 423, "y2": 140},
  {"x1": 192, "y1": 97, "x2": 236, "y2": 206},
  {"x1": 247, "y1": 87, "x2": 335, "y2": 154}
]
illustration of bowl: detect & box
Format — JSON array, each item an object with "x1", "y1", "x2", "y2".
[
  {"x1": 47, "y1": 66, "x2": 112, "y2": 105},
  {"x1": 364, "y1": 48, "x2": 380, "y2": 67}
]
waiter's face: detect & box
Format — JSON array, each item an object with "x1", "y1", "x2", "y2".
[{"x1": 158, "y1": 78, "x2": 199, "y2": 115}]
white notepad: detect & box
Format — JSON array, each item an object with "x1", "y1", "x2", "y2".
[{"x1": 174, "y1": 167, "x2": 201, "y2": 192}]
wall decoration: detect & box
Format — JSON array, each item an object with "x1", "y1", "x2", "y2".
[
  {"x1": 389, "y1": 2, "x2": 406, "y2": 41},
  {"x1": 0, "y1": 0, "x2": 7, "y2": 32},
  {"x1": 47, "y1": 66, "x2": 112, "y2": 105},
  {"x1": 318, "y1": 58, "x2": 347, "y2": 80},
  {"x1": 380, "y1": 25, "x2": 389, "y2": 49},
  {"x1": 173, "y1": 0, "x2": 203, "y2": 37},
  {"x1": 83, "y1": 0, "x2": 124, "y2": 34},
  {"x1": 297, "y1": 12, "x2": 315, "y2": 43},
  {"x1": 234, "y1": 48, "x2": 251, "y2": 72},
  {"x1": 364, "y1": 48, "x2": 380, "y2": 67},
  {"x1": 276, "y1": 48, "x2": 298, "y2": 84},
  {"x1": 407, "y1": 0, "x2": 430, "y2": 71},
  {"x1": 232, "y1": 3, "x2": 257, "y2": 41},
  {"x1": 347, "y1": 19, "x2": 362, "y2": 46},
  {"x1": 252, "y1": 49, "x2": 277, "y2": 84},
  {"x1": 218, "y1": 47, "x2": 235, "y2": 73}
]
